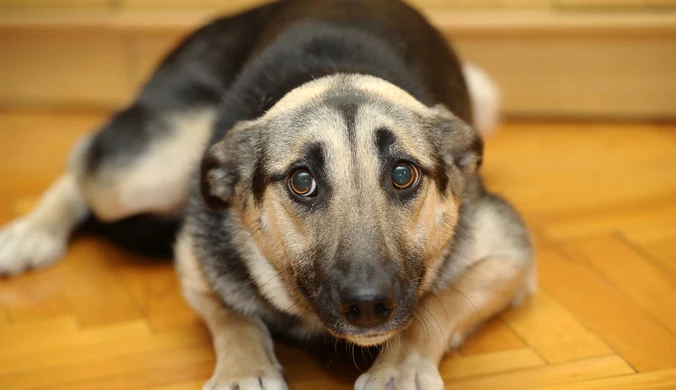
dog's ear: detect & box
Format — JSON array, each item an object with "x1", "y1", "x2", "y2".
[
  {"x1": 200, "y1": 122, "x2": 261, "y2": 210},
  {"x1": 428, "y1": 104, "x2": 483, "y2": 177}
]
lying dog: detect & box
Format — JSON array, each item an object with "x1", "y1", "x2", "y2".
[{"x1": 0, "y1": 0, "x2": 535, "y2": 388}]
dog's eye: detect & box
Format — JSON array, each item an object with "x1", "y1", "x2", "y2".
[
  {"x1": 289, "y1": 169, "x2": 317, "y2": 197},
  {"x1": 392, "y1": 163, "x2": 419, "y2": 190}
]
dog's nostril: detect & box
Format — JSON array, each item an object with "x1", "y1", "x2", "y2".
[
  {"x1": 339, "y1": 295, "x2": 394, "y2": 328},
  {"x1": 345, "y1": 304, "x2": 361, "y2": 320},
  {"x1": 374, "y1": 302, "x2": 391, "y2": 317}
]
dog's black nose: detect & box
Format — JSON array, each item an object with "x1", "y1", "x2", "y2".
[{"x1": 339, "y1": 288, "x2": 394, "y2": 328}]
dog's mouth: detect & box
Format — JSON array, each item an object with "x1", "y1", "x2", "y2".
[
  {"x1": 322, "y1": 315, "x2": 415, "y2": 347},
  {"x1": 341, "y1": 330, "x2": 397, "y2": 347},
  {"x1": 309, "y1": 282, "x2": 419, "y2": 346}
]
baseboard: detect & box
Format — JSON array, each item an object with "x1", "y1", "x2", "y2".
[{"x1": 1, "y1": 8, "x2": 675, "y2": 119}]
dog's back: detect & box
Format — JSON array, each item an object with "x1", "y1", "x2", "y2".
[
  {"x1": 63, "y1": 0, "x2": 476, "y2": 258},
  {"x1": 211, "y1": 0, "x2": 472, "y2": 132}
]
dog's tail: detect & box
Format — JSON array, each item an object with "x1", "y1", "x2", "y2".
[
  {"x1": 79, "y1": 213, "x2": 181, "y2": 258},
  {"x1": 463, "y1": 63, "x2": 501, "y2": 137}
]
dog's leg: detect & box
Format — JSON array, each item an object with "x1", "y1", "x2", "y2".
[
  {"x1": 175, "y1": 230, "x2": 287, "y2": 390},
  {"x1": 79, "y1": 109, "x2": 216, "y2": 223},
  {"x1": 1, "y1": 4, "x2": 276, "y2": 276},
  {"x1": 0, "y1": 173, "x2": 87, "y2": 275},
  {"x1": 0, "y1": 106, "x2": 215, "y2": 276},
  {"x1": 0, "y1": 132, "x2": 96, "y2": 275},
  {"x1": 355, "y1": 256, "x2": 535, "y2": 390}
]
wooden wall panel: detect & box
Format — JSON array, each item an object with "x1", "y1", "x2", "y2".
[
  {"x1": 1, "y1": 0, "x2": 110, "y2": 9},
  {"x1": 119, "y1": 0, "x2": 555, "y2": 11},
  {"x1": 1, "y1": 0, "x2": 672, "y2": 11},
  {"x1": 127, "y1": 31, "x2": 676, "y2": 119},
  {"x1": 501, "y1": 0, "x2": 554, "y2": 6},
  {"x1": 557, "y1": 0, "x2": 676, "y2": 8},
  {"x1": 0, "y1": 31, "x2": 132, "y2": 108},
  {"x1": 128, "y1": 32, "x2": 186, "y2": 90},
  {"x1": 409, "y1": 0, "x2": 503, "y2": 9},
  {"x1": 0, "y1": 8, "x2": 674, "y2": 118},
  {"x1": 558, "y1": 0, "x2": 647, "y2": 8},
  {"x1": 120, "y1": 0, "x2": 266, "y2": 12},
  {"x1": 454, "y1": 36, "x2": 676, "y2": 118}
]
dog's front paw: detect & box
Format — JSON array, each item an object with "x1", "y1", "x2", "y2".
[
  {"x1": 203, "y1": 372, "x2": 288, "y2": 390},
  {"x1": 355, "y1": 353, "x2": 443, "y2": 390},
  {"x1": 0, "y1": 217, "x2": 67, "y2": 276}
]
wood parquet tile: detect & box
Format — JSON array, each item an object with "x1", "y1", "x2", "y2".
[{"x1": 1, "y1": 110, "x2": 675, "y2": 389}]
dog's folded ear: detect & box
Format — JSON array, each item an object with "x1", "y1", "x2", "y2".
[
  {"x1": 428, "y1": 104, "x2": 483, "y2": 177},
  {"x1": 200, "y1": 121, "x2": 260, "y2": 210}
]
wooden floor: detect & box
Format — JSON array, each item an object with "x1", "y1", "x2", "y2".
[{"x1": 1, "y1": 109, "x2": 675, "y2": 389}]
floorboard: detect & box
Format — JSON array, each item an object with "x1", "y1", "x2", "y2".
[{"x1": 1, "y1": 110, "x2": 675, "y2": 388}]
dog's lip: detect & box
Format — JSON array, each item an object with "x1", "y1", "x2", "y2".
[
  {"x1": 343, "y1": 331, "x2": 395, "y2": 346},
  {"x1": 325, "y1": 326, "x2": 392, "y2": 340},
  {"x1": 363, "y1": 331, "x2": 389, "y2": 338}
]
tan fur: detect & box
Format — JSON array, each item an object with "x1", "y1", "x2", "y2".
[
  {"x1": 355, "y1": 256, "x2": 534, "y2": 389},
  {"x1": 352, "y1": 75, "x2": 431, "y2": 113},
  {"x1": 238, "y1": 205, "x2": 317, "y2": 319},
  {"x1": 192, "y1": 74, "x2": 532, "y2": 389},
  {"x1": 212, "y1": 74, "x2": 472, "y2": 344},
  {"x1": 176, "y1": 229, "x2": 286, "y2": 390},
  {"x1": 416, "y1": 186, "x2": 460, "y2": 290}
]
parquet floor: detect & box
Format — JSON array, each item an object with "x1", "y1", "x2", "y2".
[{"x1": 1, "y1": 109, "x2": 675, "y2": 389}]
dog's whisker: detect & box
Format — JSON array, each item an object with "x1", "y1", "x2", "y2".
[
  {"x1": 350, "y1": 341, "x2": 361, "y2": 371},
  {"x1": 418, "y1": 307, "x2": 437, "y2": 347},
  {"x1": 452, "y1": 223, "x2": 495, "y2": 260},
  {"x1": 333, "y1": 337, "x2": 340, "y2": 356},
  {"x1": 448, "y1": 285, "x2": 481, "y2": 321},
  {"x1": 428, "y1": 289, "x2": 450, "y2": 326},
  {"x1": 305, "y1": 316, "x2": 323, "y2": 348},
  {"x1": 413, "y1": 309, "x2": 428, "y2": 344},
  {"x1": 419, "y1": 300, "x2": 444, "y2": 348},
  {"x1": 426, "y1": 264, "x2": 496, "y2": 283}
]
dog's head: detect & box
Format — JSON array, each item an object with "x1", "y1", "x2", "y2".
[{"x1": 201, "y1": 74, "x2": 482, "y2": 346}]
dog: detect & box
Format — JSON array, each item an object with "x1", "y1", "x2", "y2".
[{"x1": 0, "y1": 0, "x2": 535, "y2": 389}]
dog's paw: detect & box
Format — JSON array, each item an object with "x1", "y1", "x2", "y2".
[
  {"x1": 355, "y1": 353, "x2": 443, "y2": 390},
  {"x1": 0, "y1": 217, "x2": 67, "y2": 276},
  {"x1": 203, "y1": 373, "x2": 288, "y2": 390}
]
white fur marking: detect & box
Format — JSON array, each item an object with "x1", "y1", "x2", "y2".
[
  {"x1": 247, "y1": 250, "x2": 300, "y2": 315},
  {"x1": 355, "y1": 352, "x2": 443, "y2": 390},
  {"x1": 449, "y1": 331, "x2": 465, "y2": 349},
  {"x1": 435, "y1": 208, "x2": 445, "y2": 227},
  {"x1": 0, "y1": 174, "x2": 87, "y2": 275},
  {"x1": 463, "y1": 63, "x2": 501, "y2": 136},
  {"x1": 88, "y1": 109, "x2": 216, "y2": 221},
  {"x1": 229, "y1": 217, "x2": 301, "y2": 316}
]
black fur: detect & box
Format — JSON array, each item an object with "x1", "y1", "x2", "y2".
[
  {"x1": 207, "y1": 0, "x2": 471, "y2": 144},
  {"x1": 85, "y1": 5, "x2": 278, "y2": 177},
  {"x1": 85, "y1": 0, "x2": 476, "y2": 338},
  {"x1": 79, "y1": 213, "x2": 180, "y2": 258}
]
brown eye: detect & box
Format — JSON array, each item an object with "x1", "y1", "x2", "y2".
[
  {"x1": 392, "y1": 163, "x2": 419, "y2": 189},
  {"x1": 289, "y1": 169, "x2": 317, "y2": 197}
]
